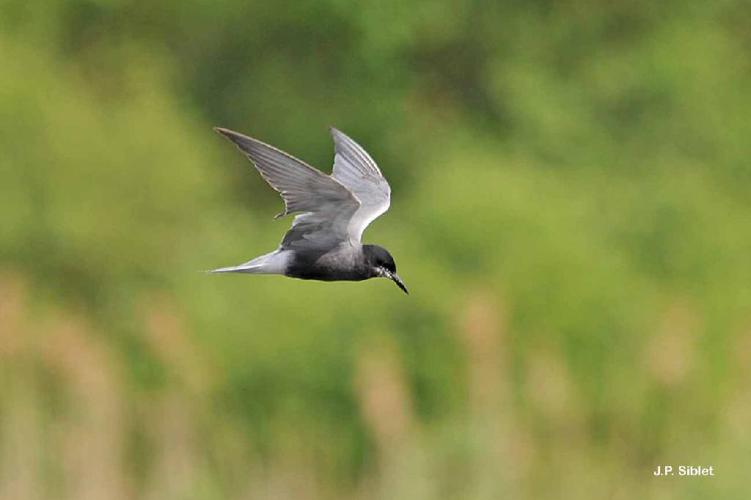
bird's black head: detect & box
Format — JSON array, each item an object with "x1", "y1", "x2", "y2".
[{"x1": 363, "y1": 244, "x2": 408, "y2": 294}]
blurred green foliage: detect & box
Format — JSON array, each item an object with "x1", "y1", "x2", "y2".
[{"x1": 2, "y1": 0, "x2": 751, "y2": 498}]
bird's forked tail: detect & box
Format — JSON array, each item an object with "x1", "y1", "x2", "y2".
[{"x1": 208, "y1": 250, "x2": 289, "y2": 275}]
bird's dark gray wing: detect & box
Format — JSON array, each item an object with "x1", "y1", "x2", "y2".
[
  {"x1": 215, "y1": 127, "x2": 359, "y2": 250},
  {"x1": 330, "y1": 128, "x2": 391, "y2": 243}
]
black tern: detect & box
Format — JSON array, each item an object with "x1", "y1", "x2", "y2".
[{"x1": 210, "y1": 127, "x2": 408, "y2": 294}]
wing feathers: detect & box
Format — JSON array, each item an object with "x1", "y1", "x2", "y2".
[
  {"x1": 330, "y1": 128, "x2": 392, "y2": 242},
  {"x1": 215, "y1": 127, "x2": 359, "y2": 249},
  {"x1": 330, "y1": 127, "x2": 383, "y2": 177},
  {"x1": 215, "y1": 127, "x2": 354, "y2": 217},
  {"x1": 215, "y1": 126, "x2": 391, "y2": 248}
]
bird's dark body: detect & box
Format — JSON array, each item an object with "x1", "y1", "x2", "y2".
[
  {"x1": 285, "y1": 245, "x2": 370, "y2": 281},
  {"x1": 284, "y1": 243, "x2": 392, "y2": 282}
]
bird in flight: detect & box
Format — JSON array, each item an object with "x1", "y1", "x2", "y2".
[{"x1": 210, "y1": 127, "x2": 408, "y2": 294}]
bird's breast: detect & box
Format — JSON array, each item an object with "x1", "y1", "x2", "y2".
[{"x1": 284, "y1": 245, "x2": 368, "y2": 282}]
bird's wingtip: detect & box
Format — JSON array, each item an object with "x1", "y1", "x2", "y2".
[
  {"x1": 214, "y1": 126, "x2": 233, "y2": 136},
  {"x1": 214, "y1": 127, "x2": 250, "y2": 149}
]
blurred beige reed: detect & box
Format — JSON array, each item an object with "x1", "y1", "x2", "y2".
[{"x1": 2, "y1": 272, "x2": 751, "y2": 499}]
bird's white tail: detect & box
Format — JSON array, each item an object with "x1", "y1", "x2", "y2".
[
  {"x1": 209, "y1": 250, "x2": 289, "y2": 275},
  {"x1": 209, "y1": 263, "x2": 265, "y2": 274}
]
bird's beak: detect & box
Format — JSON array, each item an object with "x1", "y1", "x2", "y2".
[{"x1": 388, "y1": 272, "x2": 409, "y2": 295}]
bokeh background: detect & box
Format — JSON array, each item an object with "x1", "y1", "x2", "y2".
[{"x1": 2, "y1": 1, "x2": 751, "y2": 498}]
